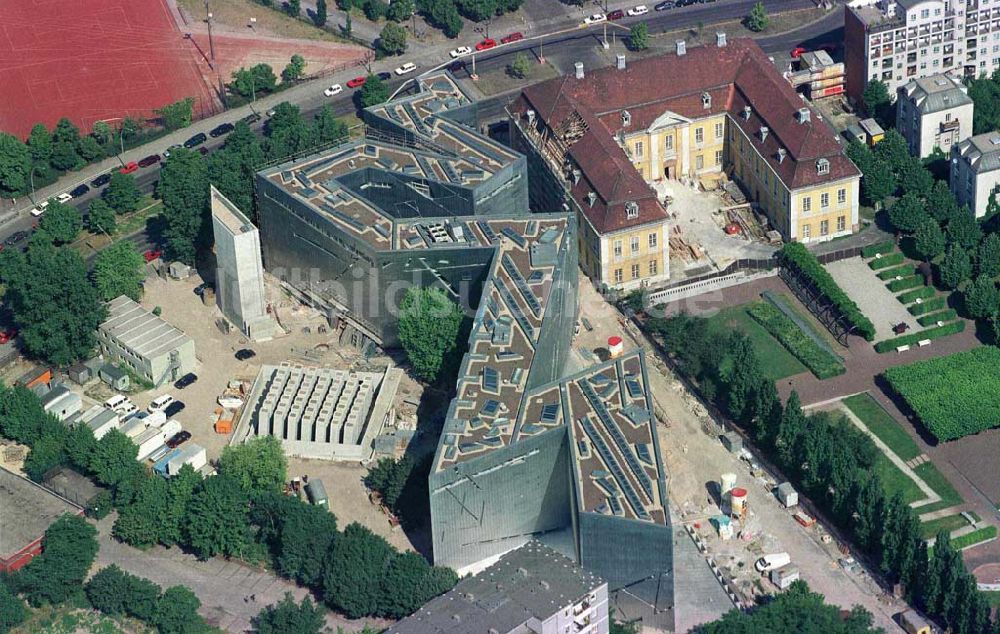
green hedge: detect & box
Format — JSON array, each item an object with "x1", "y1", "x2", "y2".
[
  {"x1": 908, "y1": 297, "x2": 947, "y2": 315},
  {"x1": 874, "y1": 320, "x2": 966, "y2": 353},
  {"x1": 917, "y1": 310, "x2": 958, "y2": 326},
  {"x1": 780, "y1": 243, "x2": 876, "y2": 341},
  {"x1": 951, "y1": 526, "x2": 998, "y2": 550},
  {"x1": 897, "y1": 287, "x2": 936, "y2": 304},
  {"x1": 887, "y1": 276, "x2": 924, "y2": 292},
  {"x1": 869, "y1": 253, "x2": 906, "y2": 269},
  {"x1": 883, "y1": 346, "x2": 1000, "y2": 439},
  {"x1": 877, "y1": 264, "x2": 917, "y2": 280},
  {"x1": 746, "y1": 302, "x2": 845, "y2": 379},
  {"x1": 862, "y1": 241, "x2": 895, "y2": 258}
]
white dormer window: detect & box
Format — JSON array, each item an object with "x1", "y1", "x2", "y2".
[
  {"x1": 622, "y1": 110, "x2": 631, "y2": 126},
  {"x1": 625, "y1": 201, "x2": 639, "y2": 219},
  {"x1": 702, "y1": 92, "x2": 711, "y2": 109},
  {"x1": 586, "y1": 192, "x2": 597, "y2": 207},
  {"x1": 817, "y1": 158, "x2": 830, "y2": 175}
]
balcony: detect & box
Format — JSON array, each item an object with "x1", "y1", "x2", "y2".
[{"x1": 941, "y1": 119, "x2": 961, "y2": 132}]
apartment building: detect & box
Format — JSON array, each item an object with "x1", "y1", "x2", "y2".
[
  {"x1": 846, "y1": 0, "x2": 1000, "y2": 105},
  {"x1": 950, "y1": 131, "x2": 1000, "y2": 216},
  {"x1": 896, "y1": 74, "x2": 974, "y2": 156},
  {"x1": 510, "y1": 37, "x2": 860, "y2": 252}
]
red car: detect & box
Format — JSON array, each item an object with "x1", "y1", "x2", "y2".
[
  {"x1": 790, "y1": 46, "x2": 808, "y2": 59},
  {"x1": 476, "y1": 38, "x2": 497, "y2": 51},
  {"x1": 0, "y1": 329, "x2": 18, "y2": 344},
  {"x1": 143, "y1": 249, "x2": 163, "y2": 263},
  {"x1": 501, "y1": 32, "x2": 524, "y2": 44},
  {"x1": 120, "y1": 162, "x2": 139, "y2": 174},
  {"x1": 607, "y1": 9, "x2": 625, "y2": 19},
  {"x1": 347, "y1": 76, "x2": 367, "y2": 88}
]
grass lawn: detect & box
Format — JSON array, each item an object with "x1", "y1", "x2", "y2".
[
  {"x1": 919, "y1": 513, "x2": 970, "y2": 539},
  {"x1": 876, "y1": 456, "x2": 924, "y2": 505},
  {"x1": 985, "y1": 591, "x2": 1000, "y2": 608},
  {"x1": 707, "y1": 304, "x2": 806, "y2": 381},
  {"x1": 913, "y1": 462, "x2": 964, "y2": 509},
  {"x1": 842, "y1": 393, "x2": 921, "y2": 461}
]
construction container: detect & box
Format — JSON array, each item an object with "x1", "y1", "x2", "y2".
[
  {"x1": 607, "y1": 336, "x2": 624, "y2": 359},
  {"x1": 305, "y1": 479, "x2": 329, "y2": 507},
  {"x1": 770, "y1": 565, "x2": 799, "y2": 590},
  {"x1": 166, "y1": 444, "x2": 207, "y2": 476},
  {"x1": 898, "y1": 609, "x2": 932, "y2": 634},
  {"x1": 729, "y1": 487, "x2": 748, "y2": 517},
  {"x1": 134, "y1": 428, "x2": 168, "y2": 461},
  {"x1": 776, "y1": 482, "x2": 798, "y2": 508},
  {"x1": 17, "y1": 366, "x2": 52, "y2": 389},
  {"x1": 720, "y1": 472, "x2": 737, "y2": 496},
  {"x1": 160, "y1": 419, "x2": 182, "y2": 440},
  {"x1": 153, "y1": 449, "x2": 184, "y2": 476},
  {"x1": 215, "y1": 410, "x2": 235, "y2": 434},
  {"x1": 721, "y1": 431, "x2": 742, "y2": 454}
]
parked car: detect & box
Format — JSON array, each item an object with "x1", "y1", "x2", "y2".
[
  {"x1": 347, "y1": 76, "x2": 367, "y2": 88},
  {"x1": 241, "y1": 112, "x2": 262, "y2": 125},
  {"x1": 627, "y1": 5, "x2": 649, "y2": 15},
  {"x1": 394, "y1": 62, "x2": 417, "y2": 75},
  {"x1": 143, "y1": 249, "x2": 162, "y2": 262},
  {"x1": 55, "y1": 192, "x2": 73, "y2": 204},
  {"x1": 162, "y1": 144, "x2": 182, "y2": 158},
  {"x1": 475, "y1": 38, "x2": 497, "y2": 51},
  {"x1": 235, "y1": 348, "x2": 257, "y2": 361},
  {"x1": 120, "y1": 162, "x2": 139, "y2": 174},
  {"x1": 790, "y1": 46, "x2": 807, "y2": 58},
  {"x1": 165, "y1": 431, "x2": 191, "y2": 448},
  {"x1": 0, "y1": 328, "x2": 18, "y2": 344},
  {"x1": 376, "y1": 71, "x2": 392, "y2": 81},
  {"x1": 584, "y1": 13, "x2": 607, "y2": 23},
  {"x1": 755, "y1": 553, "x2": 791, "y2": 573},
  {"x1": 70, "y1": 184, "x2": 90, "y2": 197},
  {"x1": 148, "y1": 394, "x2": 175, "y2": 413},
  {"x1": 137, "y1": 154, "x2": 160, "y2": 168},
  {"x1": 500, "y1": 32, "x2": 524, "y2": 44},
  {"x1": 447, "y1": 60, "x2": 466, "y2": 73},
  {"x1": 654, "y1": 1, "x2": 675, "y2": 9},
  {"x1": 29, "y1": 200, "x2": 49, "y2": 216},
  {"x1": 3, "y1": 231, "x2": 28, "y2": 246},
  {"x1": 163, "y1": 401, "x2": 185, "y2": 417},
  {"x1": 91, "y1": 173, "x2": 112, "y2": 188},
  {"x1": 607, "y1": 9, "x2": 625, "y2": 20},
  {"x1": 174, "y1": 373, "x2": 198, "y2": 389},
  {"x1": 324, "y1": 84, "x2": 343, "y2": 96},
  {"x1": 449, "y1": 46, "x2": 472, "y2": 58},
  {"x1": 183, "y1": 133, "x2": 207, "y2": 148},
  {"x1": 209, "y1": 122, "x2": 234, "y2": 138}
]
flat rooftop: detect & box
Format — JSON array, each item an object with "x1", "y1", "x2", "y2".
[
  {"x1": 211, "y1": 185, "x2": 255, "y2": 235},
  {"x1": 850, "y1": 3, "x2": 903, "y2": 30},
  {"x1": 388, "y1": 541, "x2": 605, "y2": 634},
  {"x1": 0, "y1": 466, "x2": 81, "y2": 560},
  {"x1": 99, "y1": 295, "x2": 193, "y2": 360}
]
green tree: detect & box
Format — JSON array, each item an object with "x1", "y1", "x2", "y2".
[
  {"x1": 207, "y1": 122, "x2": 266, "y2": 216},
  {"x1": 964, "y1": 275, "x2": 1000, "y2": 319},
  {"x1": 874, "y1": 129, "x2": 910, "y2": 173},
  {"x1": 387, "y1": 0, "x2": 414, "y2": 21},
  {"x1": 365, "y1": 0, "x2": 389, "y2": 20},
  {"x1": 86, "y1": 565, "x2": 133, "y2": 615},
  {"x1": 160, "y1": 464, "x2": 202, "y2": 547},
  {"x1": 0, "y1": 581, "x2": 28, "y2": 632},
  {"x1": 50, "y1": 118, "x2": 83, "y2": 171},
  {"x1": 314, "y1": 0, "x2": 328, "y2": 25},
  {"x1": 0, "y1": 384, "x2": 54, "y2": 444},
  {"x1": 899, "y1": 158, "x2": 933, "y2": 197},
  {"x1": 862, "y1": 79, "x2": 893, "y2": 127},
  {"x1": 27, "y1": 123, "x2": 53, "y2": 166},
  {"x1": 358, "y1": 75, "x2": 390, "y2": 108},
  {"x1": 256, "y1": 593, "x2": 325, "y2": 634},
  {"x1": 113, "y1": 475, "x2": 169, "y2": 547},
  {"x1": 87, "y1": 198, "x2": 117, "y2": 235},
  {"x1": 629, "y1": 22, "x2": 649, "y2": 50},
  {"x1": 154, "y1": 586, "x2": 204, "y2": 634},
  {"x1": 398, "y1": 287, "x2": 463, "y2": 382},
  {"x1": 946, "y1": 211, "x2": 983, "y2": 250},
  {"x1": 0, "y1": 241, "x2": 105, "y2": 366},
  {"x1": 862, "y1": 158, "x2": 895, "y2": 207},
  {"x1": 888, "y1": 192, "x2": 928, "y2": 233},
  {"x1": 264, "y1": 102, "x2": 315, "y2": 159},
  {"x1": 312, "y1": 106, "x2": 350, "y2": 144},
  {"x1": 287, "y1": 0, "x2": 303, "y2": 15},
  {"x1": 276, "y1": 502, "x2": 338, "y2": 585},
  {"x1": 978, "y1": 233, "x2": 1000, "y2": 278},
  {"x1": 77, "y1": 136, "x2": 105, "y2": 162},
  {"x1": 322, "y1": 522, "x2": 395, "y2": 617},
  {"x1": 64, "y1": 423, "x2": 98, "y2": 473},
  {"x1": 928, "y1": 179, "x2": 959, "y2": 222},
  {"x1": 913, "y1": 217, "x2": 946, "y2": 261},
  {"x1": 185, "y1": 475, "x2": 253, "y2": 559},
  {"x1": 218, "y1": 435, "x2": 288, "y2": 494},
  {"x1": 91, "y1": 429, "x2": 139, "y2": 487},
  {"x1": 232, "y1": 64, "x2": 278, "y2": 98},
  {"x1": 378, "y1": 550, "x2": 456, "y2": 617},
  {"x1": 38, "y1": 200, "x2": 81, "y2": 244},
  {"x1": 743, "y1": 1, "x2": 769, "y2": 32},
  {"x1": 92, "y1": 240, "x2": 146, "y2": 301},
  {"x1": 378, "y1": 22, "x2": 407, "y2": 56},
  {"x1": 159, "y1": 148, "x2": 209, "y2": 264},
  {"x1": 507, "y1": 52, "x2": 532, "y2": 79},
  {"x1": 23, "y1": 430, "x2": 67, "y2": 481},
  {"x1": 0, "y1": 132, "x2": 31, "y2": 196},
  {"x1": 103, "y1": 172, "x2": 143, "y2": 214},
  {"x1": 282, "y1": 54, "x2": 307, "y2": 83},
  {"x1": 92, "y1": 120, "x2": 114, "y2": 146},
  {"x1": 16, "y1": 514, "x2": 98, "y2": 606},
  {"x1": 724, "y1": 335, "x2": 763, "y2": 425},
  {"x1": 124, "y1": 576, "x2": 162, "y2": 622},
  {"x1": 940, "y1": 244, "x2": 973, "y2": 290},
  {"x1": 155, "y1": 97, "x2": 195, "y2": 131}
]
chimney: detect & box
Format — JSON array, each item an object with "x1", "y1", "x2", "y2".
[
  {"x1": 575, "y1": 62, "x2": 584, "y2": 79},
  {"x1": 777, "y1": 148, "x2": 787, "y2": 163},
  {"x1": 743, "y1": 106, "x2": 752, "y2": 120},
  {"x1": 760, "y1": 126, "x2": 769, "y2": 142},
  {"x1": 716, "y1": 32, "x2": 727, "y2": 47},
  {"x1": 526, "y1": 109, "x2": 536, "y2": 125},
  {"x1": 797, "y1": 107, "x2": 811, "y2": 124},
  {"x1": 572, "y1": 169, "x2": 582, "y2": 184},
  {"x1": 676, "y1": 40, "x2": 686, "y2": 56},
  {"x1": 616, "y1": 54, "x2": 626, "y2": 70}
]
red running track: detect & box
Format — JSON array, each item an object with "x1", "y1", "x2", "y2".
[{"x1": 0, "y1": 0, "x2": 219, "y2": 139}]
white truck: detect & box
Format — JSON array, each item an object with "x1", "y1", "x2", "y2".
[{"x1": 755, "y1": 552, "x2": 791, "y2": 573}]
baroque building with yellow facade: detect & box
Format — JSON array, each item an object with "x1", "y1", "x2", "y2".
[{"x1": 509, "y1": 37, "x2": 861, "y2": 290}]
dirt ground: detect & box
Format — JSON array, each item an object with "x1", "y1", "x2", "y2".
[{"x1": 472, "y1": 59, "x2": 560, "y2": 97}]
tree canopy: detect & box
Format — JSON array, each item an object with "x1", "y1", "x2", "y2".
[
  {"x1": 185, "y1": 474, "x2": 253, "y2": 559},
  {"x1": 92, "y1": 239, "x2": 146, "y2": 301},
  {"x1": 378, "y1": 22, "x2": 408, "y2": 56},
  {"x1": 158, "y1": 147, "x2": 209, "y2": 264},
  {"x1": 103, "y1": 172, "x2": 143, "y2": 215},
  {"x1": 218, "y1": 435, "x2": 288, "y2": 495},
  {"x1": 397, "y1": 287, "x2": 464, "y2": 382},
  {"x1": 743, "y1": 1, "x2": 769, "y2": 31},
  {"x1": 38, "y1": 199, "x2": 81, "y2": 244},
  {"x1": 155, "y1": 97, "x2": 195, "y2": 131},
  {"x1": 0, "y1": 132, "x2": 31, "y2": 196},
  {"x1": 255, "y1": 593, "x2": 326, "y2": 634},
  {"x1": 15, "y1": 514, "x2": 99, "y2": 606},
  {"x1": 862, "y1": 79, "x2": 893, "y2": 127},
  {"x1": 358, "y1": 75, "x2": 390, "y2": 108}
]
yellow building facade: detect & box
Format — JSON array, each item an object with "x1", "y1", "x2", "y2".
[{"x1": 577, "y1": 217, "x2": 669, "y2": 288}]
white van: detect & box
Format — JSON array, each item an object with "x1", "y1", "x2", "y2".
[
  {"x1": 104, "y1": 394, "x2": 129, "y2": 412},
  {"x1": 755, "y1": 552, "x2": 791, "y2": 573},
  {"x1": 148, "y1": 394, "x2": 175, "y2": 413}
]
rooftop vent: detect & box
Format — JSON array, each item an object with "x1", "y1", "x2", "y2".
[
  {"x1": 676, "y1": 40, "x2": 686, "y2": 56},
  {"x1": 526, "y1": 109, "x2": 536, "y2": 125},
  {"x1": 760, "y1": 126, "x2": 769, "y2": 142},
  {"x1": 743, "y1": 105, "x2": 752, "y2": 120},
  {"x1": 575, "y1": 61, "x2": 584, "y2": 79},
  {"x1": 934, "y1": 77, "x2": 948, "y2": 86},
  {"x1": 616, "y1": 54, "x2": 626, "y2": 70},
  {"x1": 587, "y1": 192, "x2": 597, "y2": 207},
  {"x1": 777, "y1": 148, "x2": 787, "y2": 163},
  {"x1": 797, "y1": 107, "x2": 811, "y2": 124},
  {"x1": 621, "y1": 110, "x2": 631, "y2": 126},
  {"x1": 991, "y1": 136, "x2": 1000, "y2": 145},
  {"x1": 539, "y1": 580, "x2": 550, "y2": 590},
  {"x1": 716, "y1": 32, "x2": 727, "y2": 47},
  {"x1": 702, "y1": 92, "x2": 711, "y2": 110},
  {"x1": 572, "y1": 168, "x2": 582, "y2": 184},
  {"x1": 625, "y1": 201, "x2": 639, "y2": 218}
]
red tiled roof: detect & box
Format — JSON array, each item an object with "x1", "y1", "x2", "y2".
[{"x1": 516, "y1": 38, "x2": 860, "y2": 233}]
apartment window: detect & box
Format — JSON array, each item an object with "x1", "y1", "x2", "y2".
[
  {"x1": 635, "y1": 141, "x2": 644, "y2": 158},
  {"x1": 715, "y1": 150, "x2": 723, "y2": 165},
  {"x1": 802, "y1": 196, "x2": 812, "y2": 212},
  {"x1": 631, "y1": 264, "x2": 641, "y2": 279},
  {"x1": 921, "y1": 8, "x2": 929, "y2": 17},
  {"x1": 630, "y1": 236, "x2": 640, "y2": 254},
  {"x1": 695, "y1": 127, "x2": 704, "y2": 144},
  {"x1": 614, "y1": 268, "x2": 623, "y2": 283},
  {"x1": 837, "y1": 188, "x2": 847, "y2": 205},
  {"x1": 821, "y1": 192, "x2": 830, "y2": 208},
  {"x1": 614, "y1": 240, "x2": 623, "y2": 259},
  {"x1": 648, "y1": 232, "x2": 658, "y2": 249},
  {"x1": 802, "y1": 223, "x2": 811, "y2": 239},
  {"x1": 665, "y1": 135, "x2": 674, "y2": 151},
  {"x1": 714, "y1": 122, "x2": 724, "y2": 139},
  {"x1": 649, "y1": 260, "x2": 658, "y2": 275},
  {"x1": 820, "y1": 220, "x2": 829, "y2": 236},
  {"x1": 837, "y1": 215, "x2": 846, "y2": 232},
  {"x1": 696, "y1": 155, "x2": 704, "y2": 170}
]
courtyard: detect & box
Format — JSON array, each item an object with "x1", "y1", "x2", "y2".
[{"x1": 824, "y1": 257, "x2": 919, "y2": 341}]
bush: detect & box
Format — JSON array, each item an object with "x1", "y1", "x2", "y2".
[
  {"x1": 908, "y1": 296, "x2": 947, "y2": 315},
  {"x1": 887, "y1": 275, "x2": 923, "y2": 292},
  {"x1": 868, "y1": 252, "x2": 905, "y2": 269},
  {"x1": 950, "y1": 525, "x2": 998, "y2": 551},
  {"x1": 780, "y1": 243, "x2": 876, "y2": 340},
  {"x1": 917, "y1": 309, "x2": 958, "y2": 326},
  {"x1": 861, "y1": 241, "x2": 895, "y2": 258},
  {"x1": 877, "y1": 264, "x2": 916, "y2": 280},
  {"x1": 873, "y1": 320, "x2": 965, "y2": 353},
  {"x1": 85, "y1": 490, "x2": 113, "y2": 520},
  {"x1": 896, "y1": 286, "x2": 936, "y2": 304},
  {"x1": 746, "y1": 302, "x2": 845, "y2": 379}
]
